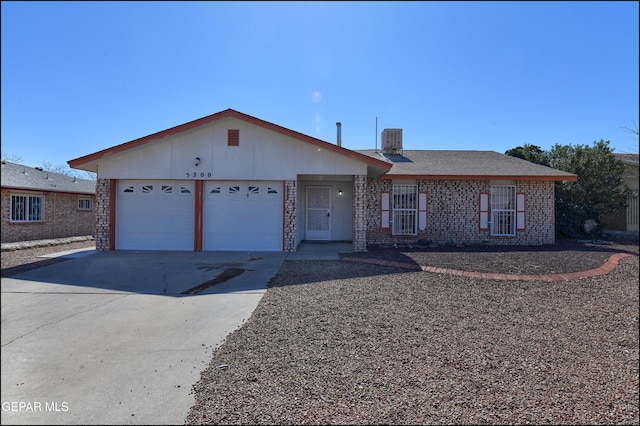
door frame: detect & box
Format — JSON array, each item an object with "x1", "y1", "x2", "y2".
[{"x1": 305, "y1": 185, "x2": 332, "y2": 240}]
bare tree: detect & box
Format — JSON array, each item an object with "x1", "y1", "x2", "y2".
[
  {"x1": 621, "y1": 120, "x2": 639, "y2": 153},
  {"x1": 39, "y1": 161, "x2": 96, "y2": 180},
  {"x1": 82, "y1": 171, "x2": 97, "y2": 181},
  {"x1": 40, "y1": 161, "x2": 76, "y2": 176},
  {"x1": 1, "y1": 152, "x2": 24, "y2": 163},
  {"x1": 622, "y1": 120, "x2": 639, "y2": 136}
]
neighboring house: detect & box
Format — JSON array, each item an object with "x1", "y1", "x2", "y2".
[
  {"x1": 601, "y1": 153, "x2": 639, "y2": 233},
  {"x1": 1, "y1": 161, "x2": 96, "y2": 243},
  {"x1": 67, "y1": 109, "x2": 576, "y2": 252}
]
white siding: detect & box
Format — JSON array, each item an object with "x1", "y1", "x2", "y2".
[{"x1": 97, "y1": 118, "x2": 367, "y2": 180}]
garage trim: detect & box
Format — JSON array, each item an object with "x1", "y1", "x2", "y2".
[{"x1": 195, "y1": 180, "x2": 203, "y2": 251}]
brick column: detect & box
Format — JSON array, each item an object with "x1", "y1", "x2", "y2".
[
  {"x1": 283, "y1": 180, "x2": 297, "y2": 252},
  {"x1": 353, "y1": 175, "x2": 367, "y2": 252},
  {"x1": 95, "y1": 178, "x2": 111, "y2": 251}
]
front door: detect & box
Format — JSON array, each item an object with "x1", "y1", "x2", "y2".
[{"x1": 306, "y1": 186, "x2": 331, "y2": 240}]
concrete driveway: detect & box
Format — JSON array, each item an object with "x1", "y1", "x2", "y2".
[{"x1": 1, "y1": 250, "x2": 287, "y2": 425}]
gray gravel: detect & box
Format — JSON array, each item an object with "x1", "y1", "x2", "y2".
[
  {"x1": 1, "y1": 240, "x2": 96, "y2": 277},
  {"x1": 2, "y1": 239, "x2": 637, "y2": 424},
  {"x1": 186, "y1": 254, "x2": 639, "y2": 425}
]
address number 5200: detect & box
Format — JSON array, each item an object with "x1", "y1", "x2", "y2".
[{"x1": 186, "y1": 172, "x2": 212, "y2": 178}]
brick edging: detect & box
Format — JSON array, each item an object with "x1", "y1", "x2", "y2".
[{"x1": 341, "y1": 252, "x2": 637, "y2": 281}]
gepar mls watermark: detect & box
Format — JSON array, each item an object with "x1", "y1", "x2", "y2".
[{"x1": 2, "y1": 401, "x2": 69, "y2": 412}]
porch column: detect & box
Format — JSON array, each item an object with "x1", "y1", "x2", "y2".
[
  {"x1": 353, "y1": 175, "x2": 367, "y2": 252},
  {"x1": 283, "y1": 180, "x2": 297, "y2": 252},
  {"x1": 95, "y1": 178, "x2": 112, "y2": 251}
]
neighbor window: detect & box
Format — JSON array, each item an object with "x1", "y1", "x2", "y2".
[
  {"x1": 490, "y1": 185, "x2": 516, "y2": 236},
  {"x1": 11, "y1": 194, "x2": 43, "y2": 221},
  {"x1": 392, "y1": 184, "x2": 417, "y2": 235},
  {"x1": 78, "y1": 197, "x2": 93, "y2": 210}
]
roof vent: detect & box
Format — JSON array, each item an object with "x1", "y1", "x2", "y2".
[
  {"x1": 336, "y1": 122, "x2": 342, "y2": 147},
  {"x1": 381, "y1": 128, "x2": 403, "y2": 155},
  {"x1": 35, "y1": 167, "x2": 44, "y2": 171}
]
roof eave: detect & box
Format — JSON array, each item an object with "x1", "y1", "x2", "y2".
[
  {"x1": 68, "y1": 109, "x2": 391, "y2": 172},
  {"x1": 1, "y1": 185, "x2": 96, "y2": 195},
  {"x1": 379, "y1": 174, "x2": 578, "y2": 181}
]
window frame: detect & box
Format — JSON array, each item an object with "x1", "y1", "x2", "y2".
[
  {"x1": 78, "y1": 196, "x2": 93, "y2": 211},
  {"x1": 10, "y1": 193, "x2": 44, "y2": 222},
  {"x1": 392, "y1": 184, "x2": 418, "y2": 235},
  {"x1": 489, "y1": 185, "x2": 516, "y2": 237}
]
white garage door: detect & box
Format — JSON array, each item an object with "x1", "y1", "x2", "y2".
[
  {"x1": 116, "y1": 180, "x2": 195, "y2": 250},
  {"x1": 203, "y1": 181, "x2": 283, "y2": 251}
]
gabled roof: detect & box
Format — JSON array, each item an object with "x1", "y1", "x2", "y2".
[
  {"x1": 1, "y1": 161, "x2": 96, "y2": 194},
  {"x1": 68, "y1": 108, "x2": 391, "y2": 174},
  {"x1": 356, "y1": 150, "x2": 578, "y2": 181},
  {"x1": 614, "y1": 153, "x2": 639, "y2": 165}
]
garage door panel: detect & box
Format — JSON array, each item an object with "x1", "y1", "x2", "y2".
[
  {"x1": 119, "y1": 217, "x2": 193, "y2": 233},
  {"x1": 116, "y1": 180, "x2": 194, "y2": 251},
  {"x1": 118, "y1": 233, "x2": 193, "y2": 251},
  {"x1": 203, "y1": 181, "x2": 282, "y2": 251}
]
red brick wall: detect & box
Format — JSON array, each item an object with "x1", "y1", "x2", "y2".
[{"x1": 1, "y1": 189, "x2": 96, "y2": 243}]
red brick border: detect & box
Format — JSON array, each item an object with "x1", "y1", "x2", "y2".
[{"x1": 341, "y1": 252, "x2": 637, "y2": 281}]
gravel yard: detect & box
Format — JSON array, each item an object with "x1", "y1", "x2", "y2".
[
  {"x1": 1, "y1": 240, "x2": 96, "y2": 277},
  {"x1": 2, "y1": 238, "x2": 638, "y2": 424},
  {"x1": 186, "y1": 241, "x2": 639, "y2": 425}
]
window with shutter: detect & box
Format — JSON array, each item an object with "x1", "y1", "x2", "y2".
[
  {"x1": 392, "y1": 184, "x2": 417, "y2": 235},
  {"x1": 490, "y1": 185, "x2": 516, "y2": 236}
]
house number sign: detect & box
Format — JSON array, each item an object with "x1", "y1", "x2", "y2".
[{"x1": 186, "y1": 171, "x2": 213, "y2": 178}]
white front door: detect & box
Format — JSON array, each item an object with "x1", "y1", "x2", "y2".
[{"x1": 306, "y1": 186, "x2": 331, "y2": 240}]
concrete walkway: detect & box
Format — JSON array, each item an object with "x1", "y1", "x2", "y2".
[
  {"x1": 341, "y1": 252, "x2": 638, "y2": 281},
  {"x1": 286, "y1": 242, "x2": 353, "y2": 260}
]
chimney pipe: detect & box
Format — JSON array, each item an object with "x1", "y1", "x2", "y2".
[{"x1": 336, "y1": 122, "x2": 342, "y2": 147}]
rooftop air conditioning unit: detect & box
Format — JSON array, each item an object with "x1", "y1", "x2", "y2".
[{"x1": 381, "y1": 128, "x2": 403, "y2": 155}]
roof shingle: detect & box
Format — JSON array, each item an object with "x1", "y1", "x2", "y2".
[
  {"x1": 355, "y1": 150, "x2": 577, "y2": 180},
  {"x1": 1, "y1": 161, "x2": 96, "y2": 194}
]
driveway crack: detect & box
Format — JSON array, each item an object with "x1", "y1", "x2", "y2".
[{"x1": 1, "y1": 294, "x2": 129, "y2": 348}]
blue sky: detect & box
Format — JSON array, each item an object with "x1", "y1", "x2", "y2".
[{"x1": 2, "y1": 1, "x2": 638, "y2": 170}]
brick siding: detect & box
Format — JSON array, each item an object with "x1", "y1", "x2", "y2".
[
  {"x1": 87, "y1": 177, "x2": 556, "y2": 252},
  {"x1": 1, "y1": 188, "x2": 95, "y2": 243},
  {"x1": 283, "y1": 180, "x2": 297, "y2": 252},
  {"x1": 95, "y1": 179, "x2": 111, "y2": 251},
  {"x1": 352, "y1": 175, "x2": 367, "y2": 252},
  {"x1": 365, "y1": 178, "x2": 555, "y2": 246}
]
